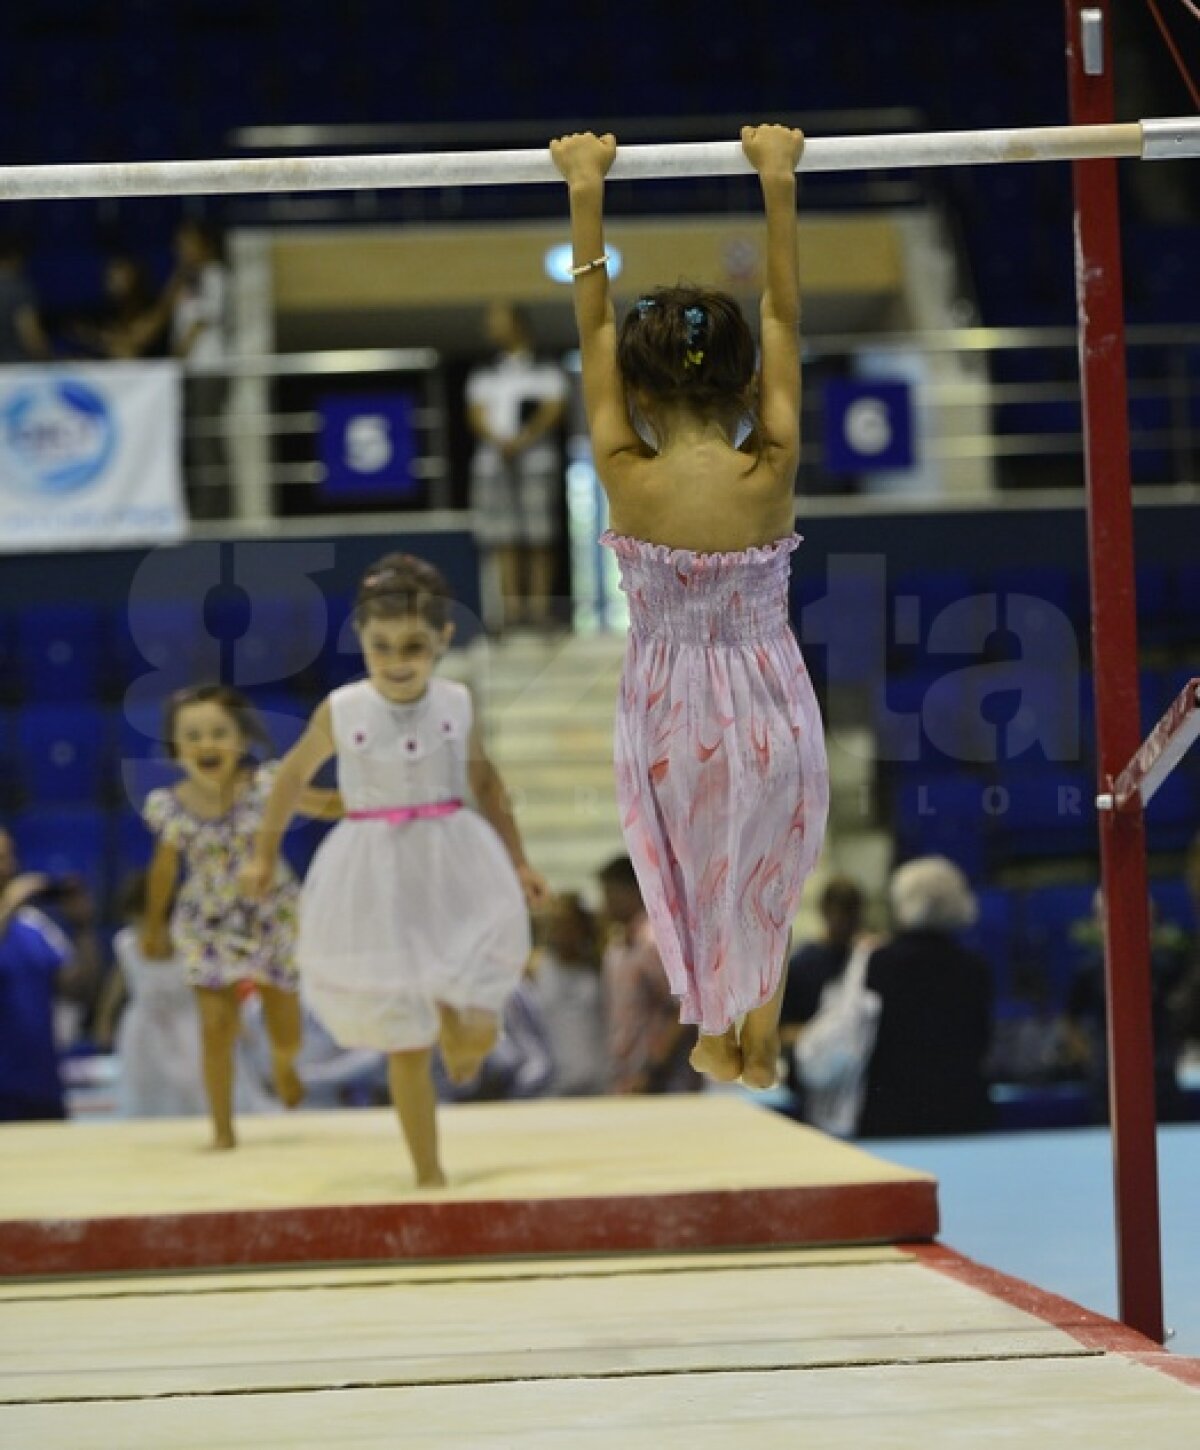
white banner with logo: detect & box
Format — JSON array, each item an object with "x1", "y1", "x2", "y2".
[{"x1": 0, "y1": 360, "x2": 187, "y2": 552}]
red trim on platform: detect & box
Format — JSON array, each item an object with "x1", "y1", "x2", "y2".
[
  {"x1": 910, "y1": 1243, "x2": 1200, "y2": 1389},
  {"x1": 0, "y1": 1179, "x2": 937, "y2": 1279}
]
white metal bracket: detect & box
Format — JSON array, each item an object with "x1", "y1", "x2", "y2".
[{"x1": 1081, "y1": 8, "x2": 1105, "y2": 77}]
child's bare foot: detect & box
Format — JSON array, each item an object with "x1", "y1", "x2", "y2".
[
  {"x1": 438, "y1": 1004, "x2": 498, "y2": 1084},
  {"x1": 273, "y1": 1057, "x2": 305, "y2": 1109},
  {"x1": 740, "y1": 1032, "x2": 781, "y2": 1090},
  {"x1": 690, "y1": 1027, "x2": 744, "y2": 1083}
]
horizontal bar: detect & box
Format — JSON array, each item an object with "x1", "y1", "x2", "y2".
[
  {"x1": 1097, "y1": 678, "x2": 1200, "y2": 812},
  {"x1": 0, "y1": 119, "x2": 1194, "y2": 201}
]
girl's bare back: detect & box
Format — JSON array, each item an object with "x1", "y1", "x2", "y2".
[{"x1": 604, "y1": 438, "x2": 798, "y2": 555}]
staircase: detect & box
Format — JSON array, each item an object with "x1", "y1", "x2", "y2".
[
  {"x1": 454, "y1": 634, "x2": 896, "y2": 916},
  {"x1": 455, "y1": 632, "x2": 628, "y2": 895}
]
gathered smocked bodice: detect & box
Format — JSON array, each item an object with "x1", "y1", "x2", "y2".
[{"x1": 601, "y1": 531, "x2": 800, "y2": 646}]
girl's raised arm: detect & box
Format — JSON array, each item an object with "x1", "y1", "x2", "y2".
[
  {"x1": 550, "y1": 132, "x2": 645, "y2": 479},
  {"x1": 742, "y1": 125, "x2": 805, "y2": 481}
]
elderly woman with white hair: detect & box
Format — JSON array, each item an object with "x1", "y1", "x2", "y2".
[{"x1": 857, "y1": 856, "x2": 994, "y2": 1139}]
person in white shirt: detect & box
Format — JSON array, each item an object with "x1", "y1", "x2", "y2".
[
  {"x1": 170, "y1": 220, "x2": 230, "y2": 520},
  {"x1": 466, "y1": 303, "x2": 568, "y2": 632},
  {"x1": 530, "y1": 893, "x2": 609, "y2": 1096}
]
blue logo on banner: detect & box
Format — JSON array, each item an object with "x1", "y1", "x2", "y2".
[
  {"x1": 0, "y1": 379, "x2": 118, "y2": 495},
  {"x1": 823, "y1": 380, "x2": 914, "y2": 473},
  {"x1": 319, "y1": 394, "x2": 418, "y2": 501}
]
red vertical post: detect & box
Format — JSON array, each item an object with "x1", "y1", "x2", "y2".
[{"x1": 1063, "y1": 0, "x2": 1164, "y2": 1342}]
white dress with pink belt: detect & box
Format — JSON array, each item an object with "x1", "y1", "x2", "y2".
[{"x1": 298, "y1": 678, "x2": 531, "y2": 1052}]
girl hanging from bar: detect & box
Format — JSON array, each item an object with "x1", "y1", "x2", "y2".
[{"x1": 550, "y1": 125, "x2": 829, "y2": 1088}]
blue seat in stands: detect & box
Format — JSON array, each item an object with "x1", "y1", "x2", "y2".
[
  {"x1": 16, "y1": 604, "x2": 106, "y2": 701},
  {"x1": 1021, "y1": 883, "x2": 1099, "y2": 1006},
  {"x1": 16, "y1": 704, "x2": 109, "y2": 805},
  {"x1": 895, "y1": 770, "x2": 989, "y2": 879}
]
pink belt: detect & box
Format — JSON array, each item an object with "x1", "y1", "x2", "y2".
[{"x1": 347, "y1": 799, "x2": 463, "y2": 824}]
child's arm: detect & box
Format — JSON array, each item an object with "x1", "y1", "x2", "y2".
[
  {"x1": 141, "y1": 840, "x2": 180, "y2": 959},
  {"x1": 297, "y1": 787, "x2": 343, "y2": 821},
  {"x1": 467, "y1": 716, "x2": 550, "y2": 910},
  {"x1": 242, "y1": 701, "x2": 336, "y2": 897},
  {"x1": 550, "y1": 133, "x2": 646, "y2": 482},
  {"x1": 742, "y1": 124, "x2": 805, "y2": 481},
  {"x1": 507, "y1": 397, "x2": 566, "y2": 459}
]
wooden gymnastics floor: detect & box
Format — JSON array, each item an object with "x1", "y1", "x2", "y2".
[
  {"x1": 1, "y1": 1098, "x2": 1197, "y2": 1446},
  {"x1": 2, "y1": 1242, "x2": 1198, "y2": 1446}
]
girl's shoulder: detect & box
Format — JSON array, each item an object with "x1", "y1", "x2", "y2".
[
  {"x1": 431, "y1": 674, "x2": 471, "y2": 709},
  {"x1": 328, "y1": 678, "x2": 380, "y2": 742},
  {"x1": 329, "y1": 677, "x2": 373, "y2": 713},
  {"x1": 142, "y1": 785, "x2": 189, "y2": 842},
  {"x1": 431, "y1": 676, "x2": 474, "y2": 737}
]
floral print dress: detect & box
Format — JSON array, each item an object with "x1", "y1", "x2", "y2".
[{"x1": 143, "y1": 762, "x2": 300, "y2": 992}]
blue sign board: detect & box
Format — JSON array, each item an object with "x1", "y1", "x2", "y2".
[
  {"x1": 823, "y1": 380, "x2": 914, "y2": 473},
  {"x1": 319, "y1": 394, "x2": 418, "y2": 500}
]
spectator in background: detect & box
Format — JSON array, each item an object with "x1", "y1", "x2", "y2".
[
  {"x1": 780, "y1": 876, "x2": 866, "y2": 1108},
  {"x1": 97, "y1": 871, "x2": 206, "y2": 1119},
  {"x1": 530, "y1": 892, "x2": 609, "y2": 1095},
  {"x1": 1062, "y1": 888, "x2": 1188, "y2": 1123},
  {"x1": 857, "y1": 857, "x2": 993, "y2": 1138},
  {"x1": 434, "y1": 972, "x2": 555, "y2": 1103},
  {"x1": 466, "y1": 303, "x2": 568, "y2": 633},
  {"x1": 73, "y1": 254, "x2": 166, "y2": 361},
  {"x1": 0, "y1": 827, "x2": 100, "y2": 1122},
  {"x1": 598, "y1": 855, "x2": 700, "y2": 1096},
  {"x1": 169, "y1": 220, "x2": 231, "y2": 520},
  {"x1": 986, "y1": 959, "x2": 1070, "y2": 1088},
  {"x1": 0, "y1": 234, "x2": 50, "y2": 363},
  {"x1": 242, "y1": 994, "x2": 388, "y2": 1110}
]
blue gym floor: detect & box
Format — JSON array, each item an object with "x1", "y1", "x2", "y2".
[{"x1": 873, "y1": 1125, "x2": 1200, "y2": 1356}]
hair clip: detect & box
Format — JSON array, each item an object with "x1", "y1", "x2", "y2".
[
  {"x1": 635, "y1": 297, "x2": 657, "y2": 318},
  {"x1": 683, "y1": 305, "x2": 707, "y2": 346}
]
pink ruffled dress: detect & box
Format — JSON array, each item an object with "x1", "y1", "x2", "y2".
[{"x1": 602, "y1": 531, "x2": 828, "y2": 1036}]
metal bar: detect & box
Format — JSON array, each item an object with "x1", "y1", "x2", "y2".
[
  {"x1": 1, "y1": 119, "x2": 1192, "y2": 201},
  {"x1": 1102, "y1": 679, "x2": 1200, "y2": 811},
  {"x1": 1065, "y1": 0, "x2": 1165, "y2": 1346}
]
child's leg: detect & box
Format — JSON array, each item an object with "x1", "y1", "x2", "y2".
[
  {"x1": 194, "y1": 986, "x2": 241, "y2": 1149},
  {"x1": 437, "y1": 1003, "x2": 498, "y2": 1085},
  {"x1": 689, "y1": 1026, "x2": 743, "y2": 1083},
  {"x1": 386, "y1": 1049, "x2": 445, "y2": 1188},
  {"x1": 258, "y1": 984, "x2": 305, "y2": 1108},
  {"x1": 526, "y1": 544, "x2": 556, "y2": 626},
  {"x1": 496, "y1": 544, "x2": 521, "y2": 628},
  {"x1": 740, "y1": 950, "x2": 791, "y2": 1091}
]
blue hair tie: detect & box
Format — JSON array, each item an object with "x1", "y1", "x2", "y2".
[
  {"x1": 635, "y1": 297, "x2": 657, "y2": 319},
  {"x1": 683, "y1": 305, "x2": 707, "y2": 368}
]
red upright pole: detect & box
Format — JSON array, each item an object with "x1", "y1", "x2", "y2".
[{"x1": 1063, "y1": 0, "x2": 1164, "y2": 1342}]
